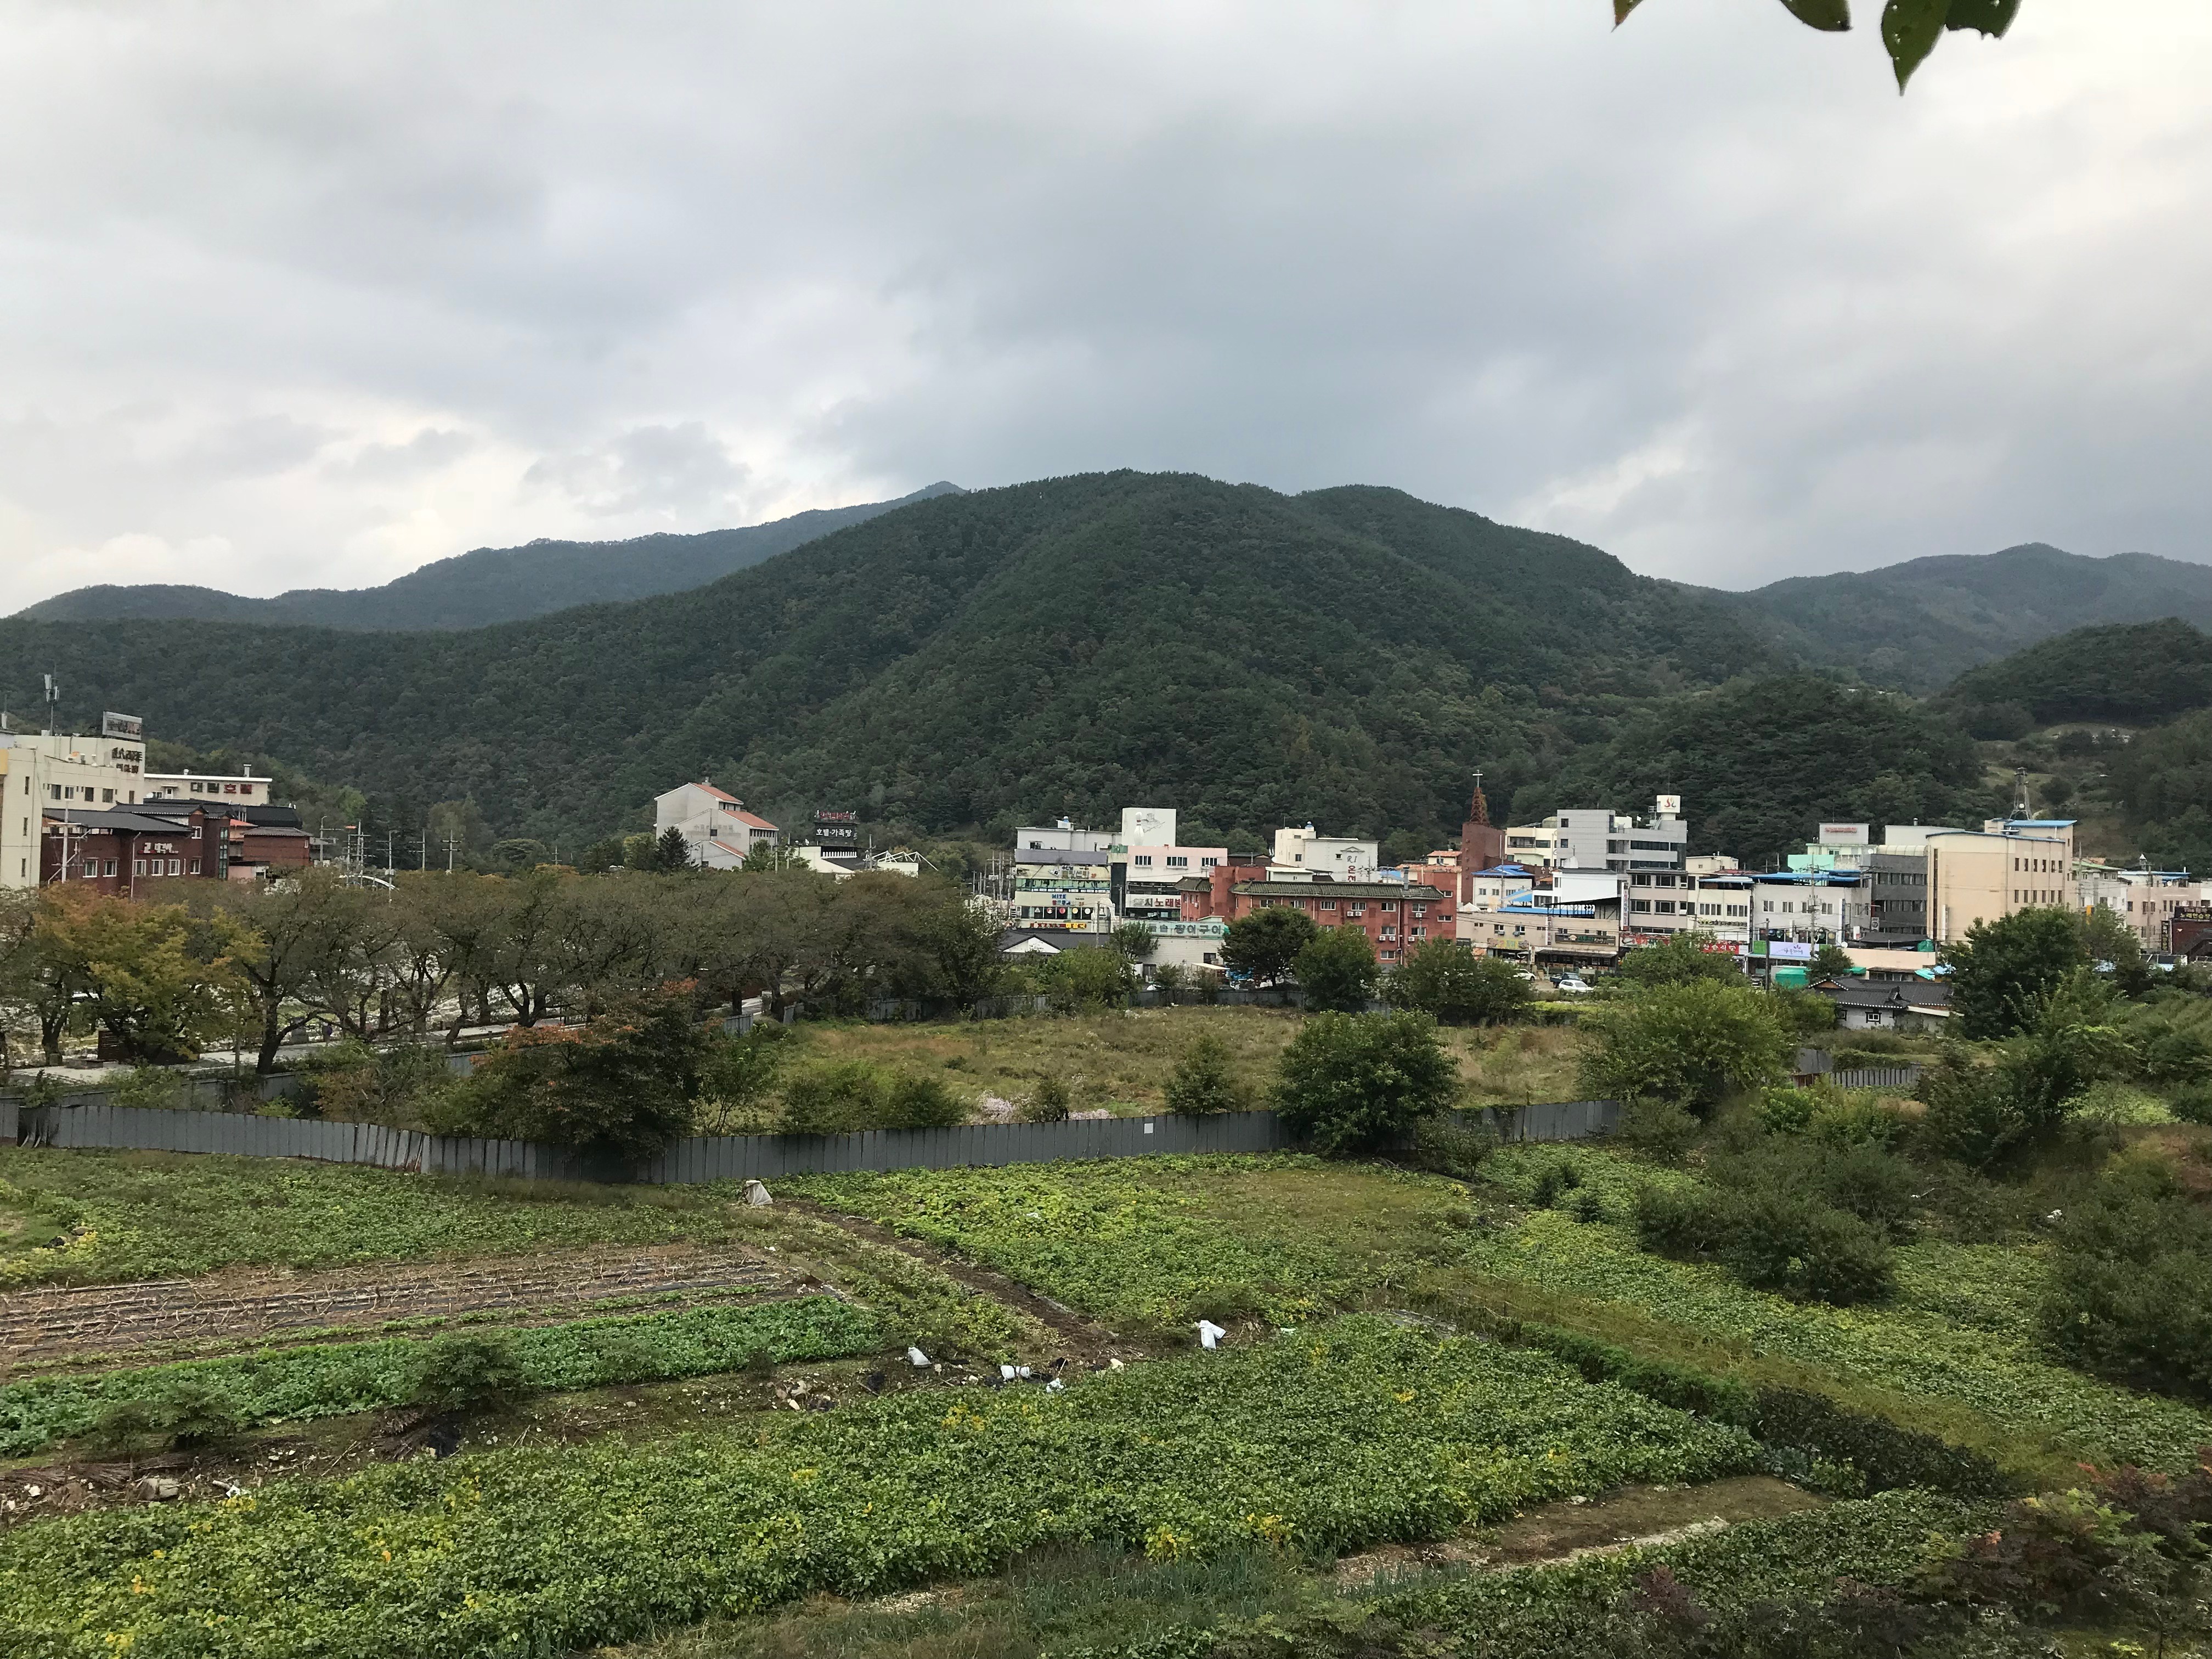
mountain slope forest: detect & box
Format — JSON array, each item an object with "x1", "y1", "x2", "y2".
[
  {"x1": 1708, "y1": 543, "x2": 2212, "y2": 693},
  {"x1": 13, "y1": 483, "x2": 962, "y2": 631},
  {"x1": 3, "y1": 472, "x2": 1791, "y2": 853}
]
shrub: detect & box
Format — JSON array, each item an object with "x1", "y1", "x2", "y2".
[
  {"x1": 1945, "y1": 908, "x2": 2087, "y2": 1041},
  {"x1": 1273, "y1": 1011, "x2": 1459, "y2": 1155},
  {"x1": 1635, "y1": 1162, "x2": 1899, "y2": 1307},
  {"x1": 308, "y1": 1041, "x2": 455, "y2": 1128},
  {"x1": 90, "y1": 1375, "x2": 244, "y2": 1452},
  {"x1": 1528, "y1": 1158, "x2": 1583, "y2": 1209},
  {"x1": 1758, "y1": 1085, "x2": 1817, "y2": 1133},
  {"x1": 695, "y1": 1023, "x2": 791, "y2": 1133},
  {"x1": 1163, "y1": 1032, "x2": 1245, "y2": 1116},
  {"x1": 1406, "y1": 1111, "x2": 1495, "y2": 1179},
  {"x1": 1037, "y1": 945, "x2": 1132, "y2": 1012},
  {"x1": 1613, "y1": 933, "x2": 1745, "y2": 989},
  {"x1": 1615, "y1": 1097, "x2": 1703, "y2": 1163},
  {"x1": 2040, "y1": 1160, "x2": 2212, "y2": 1401},
  {"x1": 432, "y1": 986, "x2": 704, "y2": 1161},
  {"x1": 110, "y1": 1064, "x2": 185, "y2": 1110},
  {"x1": 1385, "y1": 940, "x2": 1532, "y2": 1025},
  {"x1": 1579, "y1": 980, "x2": 1792, "y2": 1119},
  {"x1": 878, "y1": 1071, "x2": 968, "y2": 1130},
  {"x1": 410, "y1": 1334, "x2": 528, "y2": 1416},
  {"x1": 779, "y1": 1061, "x2": 885, "y2": 1134},
  {"x1": 1019, "y1": 1075, "x2": 1072, "y2": 1123},
  {"x1": 1220, "y1": 906, "x2": 1318, "y2": 988},
  {"x1": 1293, "y1": 926, "x2": 1375, "y2": 1013},
  {"x1": 2171, "y1": 1082, "x2": 2212, "y2": 1125}
]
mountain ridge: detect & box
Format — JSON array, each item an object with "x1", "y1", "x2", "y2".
[{"x1": 13, "y1": 483, "x2": 964, "y2": 631}]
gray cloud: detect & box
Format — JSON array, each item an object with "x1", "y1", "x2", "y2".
[{"x1": 0, "y1": 0, "x2": 2205, "y2": 607}]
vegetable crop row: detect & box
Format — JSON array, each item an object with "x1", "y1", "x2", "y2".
[{"x1": 0, "y1": 1297, "x2": 880, "y2": 1457}]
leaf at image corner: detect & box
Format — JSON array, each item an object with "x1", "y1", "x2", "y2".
[
  {"x1": 1778, "y1": 0, "x2": 1853, "y2": 32},
  {"x1": 1881, "y1": 0, "x2": 1949, "y2": 89},
  {"x1": 1613, "y1": 0, "x2": 1645, "y2": 26},
  {"x1": 1944, "y1": 0, "x2": 2021, "y2": 38}
]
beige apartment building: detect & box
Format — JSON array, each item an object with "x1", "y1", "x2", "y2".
[
  {"x1": 1925, "y1": 819, "x2": 2076, "y2": 945},
  {"x1": 2076, "y1": 862, "x2": 2203, "y2": 955},
  {"x1": 144, "y1": 771, "x2": 272, "y2": 807},
  {"x1": 0, "y1": 727, "x2": 150, "y2": 890}
]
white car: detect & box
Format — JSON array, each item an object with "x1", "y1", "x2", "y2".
[{"x1": 1551, "y1": 975, "x2": 1594, "y2": 994}]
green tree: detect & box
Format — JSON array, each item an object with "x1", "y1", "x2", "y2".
[
  {"x1": 2078, "y1": 905, "x2": 2154, "y2": 1000},
  {"x1": 917, "y1": 891, "x2": 1008, "y2": 1012},
  {"x1": 1615, "y1": 932, "x2": 1745, "y2": 989},
  {"x1": 32, "y1": 888, "x2": 253, "y2": 1063},
  {"x1": 1221, "y1": 906, "x2": 1318, "y2": 989},
  {"x1": 436, "y1": 984, "x2": 703, "y2": 1162},
  {"x1": 1385, "y1": 940, "x2": 1533, "y2": 1025},
  {"x1": 1110, "y1": 921, "x2": 1156, "y2": 965},
  {"x1": 1944, "y1": 907, "x2": 2085, "y2": 1040},
  {"x1": 1036, "y1": 944, "x2": 1131, "y2": 1011},
  {"x1": 652, "y1": 826, "x2": 698, "y2": 873},
  {"x1": 1272, "y1": 1011, "x2": 1459, "y2": 1154},
  {"x1": 1164, "y1": 1031, "x2": 1246, "y2": 1115},
  {"x1": 1295, "y1": 925, "x2": 1376, "y2": 1013},
  {"x1": 1810, "y1": 942, "x2": 1857, "y2": 981},
  {"x1": 1579, "y1": 979, "x2": 1792, "y2": 1118}
]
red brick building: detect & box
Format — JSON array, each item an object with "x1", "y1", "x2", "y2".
[
  {"x1": 1454, "y1": 776, "x2": 1506, "y2": 904},
  {"x1": 1181, "y1": 861, "x2": 1455, "y2": 967},
  {"x1": 40, "y1": 806, "x2": 218, "y2": 894}
]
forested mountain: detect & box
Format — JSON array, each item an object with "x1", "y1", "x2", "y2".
[
  {"x1": 12, "y1": 483, "x2": 962, "y2": 631},
  {"x1": 1705, "y1": 544, "x2": 2212, "y2": 692},
  {"x1": 0, "y1": 472, "x2": 1777, "y2": 853},
  {"x1": 1935, "y1": 619, "x2": 2212, "y2": 730},
  {"x1": 1528, "y1": 676, "x2": 1988, "y2": 868}
]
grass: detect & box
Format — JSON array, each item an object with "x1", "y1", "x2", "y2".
[
  {"x1": 0, "y1": 1316, "x2": 1756, "y2": 1659},
  {"x1": 0, "y1": 1297, "x2": 883, "y2": 1458},
  {"x1": 785, "y1": 1008, "x2": 1584, "y2": 1117},
  {"x1": 795, "y1": 1147, "x2": 2212, "y2": 1477}
]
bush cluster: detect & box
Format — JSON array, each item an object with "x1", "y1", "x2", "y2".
[
  {"x1": 778, "y1": 1059, "x2": 968, "y2": 1133},
  {"x1": 2039, "y1": 1159, "x2": 2212, "y2": 1402},
  {"x1": 1633, "y1": 1137, "x2": 1916, "y2": 1306}
]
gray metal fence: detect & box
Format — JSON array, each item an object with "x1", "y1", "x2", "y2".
[
  {"x1": 4, "y1": 1096, "x2": 1618, "y2": 1182},
  {"x1": 1831, "y1": 1066, "x2": 1923, "y2": 1091}
]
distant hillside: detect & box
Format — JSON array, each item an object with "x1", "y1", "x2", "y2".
[
  {"x1": 1936, "y1": 619, "x2": 2212, "y2": 729},
  {"x1": 1707, "y1": 543, "x2": 2212, "y2": 691},
  {"x1": 0, "y1": 472, "x2": 1779, "y2": 851},
  {"x1": 13, "y1": 483, "x2": 963, "y2": 631}
]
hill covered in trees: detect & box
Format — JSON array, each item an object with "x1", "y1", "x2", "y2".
[
  {"x1": 12, "y1": 484, "x2": 962, "y2": 631},
  {"x1": 1706, "y1": 544, "x2": 2212, "y2": 692},
  {"x1": 0, "y1": 473, "x2": 1777, "y2": 853},
  {"x1": 1935, "y1": 618, "x2": 2212, "y2": 731}
]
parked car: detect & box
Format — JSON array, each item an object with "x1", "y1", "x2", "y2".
[{"x1": 1551, "y1": 975, "x2": 1594, "y2": 994}]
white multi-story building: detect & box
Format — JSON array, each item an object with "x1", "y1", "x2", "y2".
[
  {"x1": 1505, "y1": 797, "x2": 1688, "y2": 874},
  {"x1": 1271, "y1": 823, "x2": 1379, "y2": 881},
  {"x1": 653, "y1": 781, "x2": 779, "y2": 870},
  {"x1": 0, "y1": 726, "x2": 150, "y2": 889}
]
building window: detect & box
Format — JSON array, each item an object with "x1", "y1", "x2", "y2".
[
  {"x1": 1412, "y1": 927, "x2": 1425, "y2": 939},
  {"x1": 189, "y1": 860, "x2": 201, "y2": 875},
  {"x1": 48, "y1": 785, "x2": 60, "y2": 799},
  {"x1": 1412, "y1": 904, "x2": 1427, "y2": 918},
  {"x1": 1381, "y1": 901, "x2": 1398, "y2": 913},
  {"x1": 1319, "y1": 899, "x2": 1336, "y2": 910},
  {"x1": 104, "y1": 859, "x2": 116, "y2": 877},
  {"x1": 167, "y1": 858, "x2": 181, "y2": 876},
  {"x1": 1134, "y1": 855, "x2": 1153, "y2": 866},
  {"x1": 134, "y1": 859, "x2": 147, "y2": 877},
  {"x1": 102, "y1": 789, "x2": 114, "y2": 803},
  {"x1": 1199, "y1": 857, "x2": 1218, "y2": 869},
  {"x1": 1632, "y1": 900, "x2": 1652, "y2": 913}
]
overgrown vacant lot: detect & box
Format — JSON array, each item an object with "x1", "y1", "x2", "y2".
[
  {"x1": 0, "y1": 1316, "x2": 1754, "y2": 1659},
  {"x1": 792, "y1": 1007, "x2": 1582, "y2": 1114},
  {"x1": 793, "y1": 1148, "x2": 2212, "y2": 1477}
]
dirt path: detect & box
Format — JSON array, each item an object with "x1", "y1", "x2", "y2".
[
  {"x1": 1333, "y1": 1476, "x2": 1825, "y2": 1585},
  {"x1": 778, "y1": 1198, "x2": 1142, "y2": 1362},
  {"x1": 1, "y1": 1243, "x2": 798, "y2": 1369}
]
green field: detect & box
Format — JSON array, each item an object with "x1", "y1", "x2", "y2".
[{"x1": 0, "y1": 1317, "x2": 1754, "y2": 1658}]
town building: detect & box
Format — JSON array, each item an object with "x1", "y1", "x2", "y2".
[
  {"x1": 1465, "y1": 889, "x2": 1622, "y2": 966},
  {"x1": 1807, "y1": 975, "x2": 1951, "y2": 1032},
  {"x1": 1750, "y1": 869, "x2": 1874, "y2": 946},
  {"x1": 143, "y1": 770, "x2": 272, "y2": 808},
  {"x1": 2076, "y1": 863, "x2": 2203, "y2": 956},
  {"x1": 1119, "y1": 843, "x2": 1227, "y2": 924},
  {"x1": 1270, "y1": 824, "x2": 1380, "y2": 881},
  {"x1": 1923, "y1": 820, "x2": 2077, "y2": 945},
  {"x1": 1013, "y1": 847, "x2": 1115, "y2": 933},
  {"x1": 37, "y1": 805, "x2": 219, "y2": 893},
  {"x1": 0, "y1": 725, "x2": 152, "y2": 889},
  {"x1": 1505, "y1": 797, "x2": 1686, "y2": 873},
  {"x1": 653, "y1": 782, "x2": 779, "y2": 870},
  {"x1": 1181, "y1": 865, "x2": 1453, "y2": 968}
]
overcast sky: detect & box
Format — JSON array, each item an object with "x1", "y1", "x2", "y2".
[{"x1": 3, "y1": 1, "x2": 2206, "y2": 609}]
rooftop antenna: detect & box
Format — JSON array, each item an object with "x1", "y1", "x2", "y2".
[
  {"x1": 2012, "y1": 767, "x2": 2032, "y2": 821},
  {"x1": 41, "y1": 673, "x2": 59, "y2": 736}
]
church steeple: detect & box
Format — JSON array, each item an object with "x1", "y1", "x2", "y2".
[
  {"x1": 1457, "y1": 767, "x2": 1506, "y2": 895},
  {"x1": 1468, "y1": 768, "x2": 1491, "y2": 827}
]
